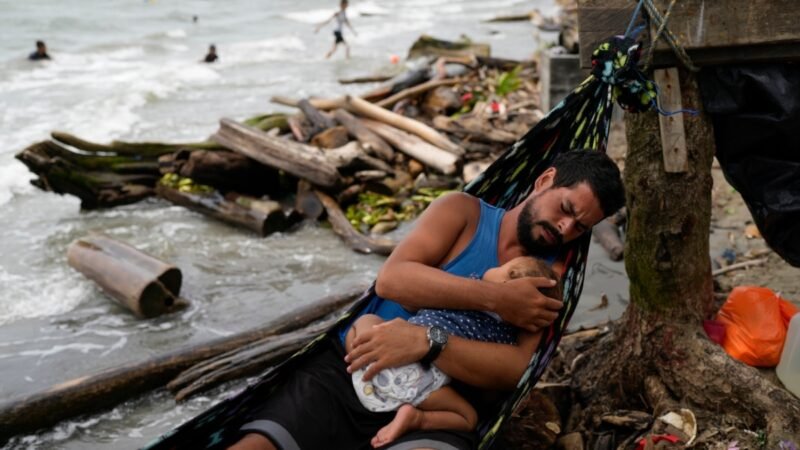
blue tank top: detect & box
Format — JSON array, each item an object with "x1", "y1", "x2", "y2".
[{"x1": 339, "y1": 199, "x2": 505, "y2": 343}]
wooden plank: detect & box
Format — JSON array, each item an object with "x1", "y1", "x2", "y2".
[
  {"x1": 653, "y1": 68, "x2": 688, "y2": 173},
  {"x1": 577, "y1": 0, "x2": 800, "y2": 68}
]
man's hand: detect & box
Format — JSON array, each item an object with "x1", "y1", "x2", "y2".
[
  {"x1": 493, "y1": 277, "x2": 563, "y2": 332},
  {"x1": 345, "y1": 318, "x2": 428, "y2": 380}
]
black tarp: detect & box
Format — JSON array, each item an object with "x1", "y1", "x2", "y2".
[{"x1": 699, "y1": 63, "x2": 800, "y2": 267}]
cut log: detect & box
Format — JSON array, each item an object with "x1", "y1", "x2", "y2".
[
  {"x1": 344, "y1": 95, "x2": 463, "y2": 156},
  {"x1": 173, "y1": 150, "x2": 283, "y2": 197},
  {"x1": 270, "y1": 96, "x2": 344, "y2": 111},
  {"x1": 298, "y1": 99, "x2": 337, "y2": 131},
  {"x1": 51, "y1": 131, "x2": 223, "y2": 157},
  {"x1": 212, "y1": 118, "x2": 342, "y2": 188},
  {"x1": 432, "y1": 115, "x2": 518, "y2": 144},
  {"x1": 332, "y1": 109, "x2": 395, "y2": 161},
  {"x1": 376, "y1": 78, "x2": 460, "y2": 109},
  {"x1": 67, "y1": 234, "x2": 185, "y2": 318},
  {"x1": 315, "y1": 190, "x2": 396, "y2": 256},
  {"x1": 287, "y1": 114, "x2": 312, "y2": 142},
  {"x1": 295, "y1": 179, "x2": 324, "y2": 220},
  {"x1": 592, "y1": 217, "x2": 624, "y2": 261},
  {"x1": 361, "y1": 119, "x2": 459, "y2": 175},
  {"x1": 325, "y1": 142, "x2": 395, "y2": 174},
  {"x1": 310, "y1": 126, "x2": 350, "y2": 149},
  {"x1": 169, "y1": 318, "x2": 336, "y2": 401},
  {"x1": 421, "y1": 86, "x2": 463, "y2": 117},
  {"x1": 0, "y1": 286, "x2": 366, "y2": 443},
  {"x1": 156, "y1": 185, "x2": 291, "y2": 237}
]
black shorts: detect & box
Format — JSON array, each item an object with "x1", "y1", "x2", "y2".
[
  {"x1": 239, "y1": 337, "x2": 477, "y2": 450},
  {"x1": 334, "y1": 30, "x2": 345, "y2": 44}
]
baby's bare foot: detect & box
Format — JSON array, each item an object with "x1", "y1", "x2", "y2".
[{"x1": 371, "y1": 404, "x2": 422, "y2": 448}]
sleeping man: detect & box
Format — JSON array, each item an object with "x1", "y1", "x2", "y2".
[{"x1": 228, "y1": 150, "x2": 625, "y2": 450}]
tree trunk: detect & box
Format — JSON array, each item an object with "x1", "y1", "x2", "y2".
[{"x1": 570, "y1": 70, "x2": 800, "y2": 447}]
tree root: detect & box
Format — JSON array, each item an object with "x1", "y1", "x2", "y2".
[{"x1": 570, "y1": 309, "x2": 800, "y2": 448}]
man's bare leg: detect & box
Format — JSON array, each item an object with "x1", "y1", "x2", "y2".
[
  {"x1": 226, "y1": 433, "x2": 277, "y2": 450},
  {"x1": 370, "y1": 386, "x2": 477, "y2": 448}
]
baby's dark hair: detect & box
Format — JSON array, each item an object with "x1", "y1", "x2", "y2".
[{"x1": 506, "y1": 256, "x2": 562, "y2": 300}]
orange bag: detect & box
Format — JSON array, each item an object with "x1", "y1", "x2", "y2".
[{"x1": 716, "y1": 286, "x2": 799, "y2": 367}]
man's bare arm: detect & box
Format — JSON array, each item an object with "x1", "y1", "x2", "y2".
[
  {"x1": 376, "y1": 192, "x2": 561, "y2": 331},
  {"x1": 346, "y1": 320, "x2": 542, "y2": 390}
]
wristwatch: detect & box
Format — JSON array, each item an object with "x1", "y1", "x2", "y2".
[{"x1": 420, "y1": 325, "x2": 448, "y2": 367}]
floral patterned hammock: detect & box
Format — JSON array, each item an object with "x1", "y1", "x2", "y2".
[{"x1": 144, "y1": 36, "x2": 656, "y2": 450}]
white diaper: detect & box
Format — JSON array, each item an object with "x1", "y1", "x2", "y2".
[{"x1": 352, "y1": 362, "x2": 450, "y2": 412}]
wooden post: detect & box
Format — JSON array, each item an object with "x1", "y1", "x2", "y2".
[
  {"x1": 654, "y1": 68, "x2": 689, "y2": 173},
  {"x1": 67, "y1": 234, "x2": 184, "y2": 318}
]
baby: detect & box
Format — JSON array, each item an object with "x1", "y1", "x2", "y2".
[{"x1": 345, "y1": 256, "x2": 562, "y2": 447}]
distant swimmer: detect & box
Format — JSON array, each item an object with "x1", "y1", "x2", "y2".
[
  {"x1": 203, "y1": 44, "x2": 218, "y2": 63},
  {"x1": 193, "y1": 15, "x2": 198, "y2": 23},
  {"x1": 28, "y1": 40, "x2": 51, "y2": 61},
  {"x1": 314, "y1": 0, "x2": 357, "y2": 59}
]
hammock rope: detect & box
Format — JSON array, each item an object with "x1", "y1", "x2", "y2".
[{"x1": 144, "y1": 35, "x2": 659, "y2": 450}]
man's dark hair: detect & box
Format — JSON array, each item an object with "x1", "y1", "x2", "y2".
[
  {"x1": 550, "y1": 150, "x2": 625, "y2": 217},
  {"x1": 36, "y1": 40, "x2": 45, "y2": 48}
]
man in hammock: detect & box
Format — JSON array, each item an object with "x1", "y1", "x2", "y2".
[{"x1": 228, "y1": 150, "x2": 625, "y2": 450}]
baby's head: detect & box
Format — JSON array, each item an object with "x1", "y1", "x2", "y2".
[{"x1": 483, "y1": 256, "x2": 562, "y2": 299}]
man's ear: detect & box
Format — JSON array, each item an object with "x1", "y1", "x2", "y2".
[{"x1": 533, "y1": 167, "x2": 556, "y2": 193}]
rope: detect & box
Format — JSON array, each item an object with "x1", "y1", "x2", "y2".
[{"x1": 640, "y1": 0, "x2": 700, "y2": 72}]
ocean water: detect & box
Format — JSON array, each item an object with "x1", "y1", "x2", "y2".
[{"x1": 0, "y1": 1, "x2": 627, "y2": 448}]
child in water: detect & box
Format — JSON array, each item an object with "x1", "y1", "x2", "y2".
[
  {"x1": 345, "y1": 256, "x2": 562, "y2": 447},
  {"x1": 315, "y1": 0, "x2": 357, "y2": 59}
]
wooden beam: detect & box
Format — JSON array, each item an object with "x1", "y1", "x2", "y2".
[
  {"x1": 654, "y1": 68, "x2": 688, "y2": 173},
  {"x1": 577, "y1": 0, "x2": 800, "y2": 68}
]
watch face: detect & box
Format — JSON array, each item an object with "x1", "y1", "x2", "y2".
[{"x1": 429, "y1": 326, "x2": 448, "y2": 345}]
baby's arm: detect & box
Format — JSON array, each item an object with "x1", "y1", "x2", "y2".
[{"x1": 345, "y1": 314, "x2": 385, "y2": 353}]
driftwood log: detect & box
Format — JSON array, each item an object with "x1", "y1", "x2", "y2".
[
  {"x1": 315, "y1": 190, "x2": 396, "y2": 255},
  {"x1": 298, "y1": 99, "x2": 337, "y2": 136},
  {"x1": 432, "y1": 115, "x2": 518, "y2": 145},
  {"x1": 592, "y1": 217, "x2": 624, "y2": 261},
  {"x1": 169, "y1": 318, "x2": 336, "y2": 401},
  {"x1": 159, "y1": 150, "x2": 283, "y2": 197},
  {"x1": 51, "y1": 131, "x2": 223, "y2": 157},
  {"x1": 376, "y1": 78, "x2": 460, "y2": 109},
  {"x1": 343, "y1": 95, "x2": 463, "y2": 156},
  {"x1": 15, "y1": 140, "x2": 157, "y2": 209},
  {"x1": 361, "y1": 119, "x2": 459, "y2": 175},
  {"x1": 325, "y1": 142, "x2": 395, "y2": 174},
  {"x1": 0, "y1": 286, "x2": 366, "y2": 443},
  {"x1": 67, "y1": 234, "x2": 185, "y2": 318},
  {"x1": 311, "y1": 126, "x2": 350, "y2": 149},
  {"x1": 212, "y1": 118, "x2": 342, "y2": 188},
  {"x1": 155, "y1": 185, "x2": 294, "y2": 237},
  {"x1": 270, "y1": 96, "x2": 345, "y2": 111},
  {"x1": 332, "y1": 109, "x2": 395, "y2": 161}
]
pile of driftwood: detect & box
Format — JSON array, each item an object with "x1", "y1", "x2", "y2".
[{"x1": 16, "y1": 35, "x2": 544, "y2": 255}]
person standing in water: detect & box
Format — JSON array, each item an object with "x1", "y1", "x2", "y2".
[
  {"x1": 315, "y1": 0, "x2": 357, "y2": 59},
  {"x1": 203, "y1": 44, "x2": 218, "y2": 63},
  {"x1": 29, "y1": 41, "x2": 51, "y2": 61}
]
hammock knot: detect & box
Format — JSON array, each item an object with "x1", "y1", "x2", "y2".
[{"x1": 591, "y1": 36, "x2": 657, "y2": 113}]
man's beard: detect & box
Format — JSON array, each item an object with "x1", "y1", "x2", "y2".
[{"x1": 516, "y1": 198, "x2": 563, "y2": 255}]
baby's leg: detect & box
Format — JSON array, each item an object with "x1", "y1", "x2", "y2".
[
  {"x1": 345, "y1": 313, "x2": 384, "y2": 353},
  {"x1": 370, "y1": 386, "x2": 477, "y2": 448}
]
